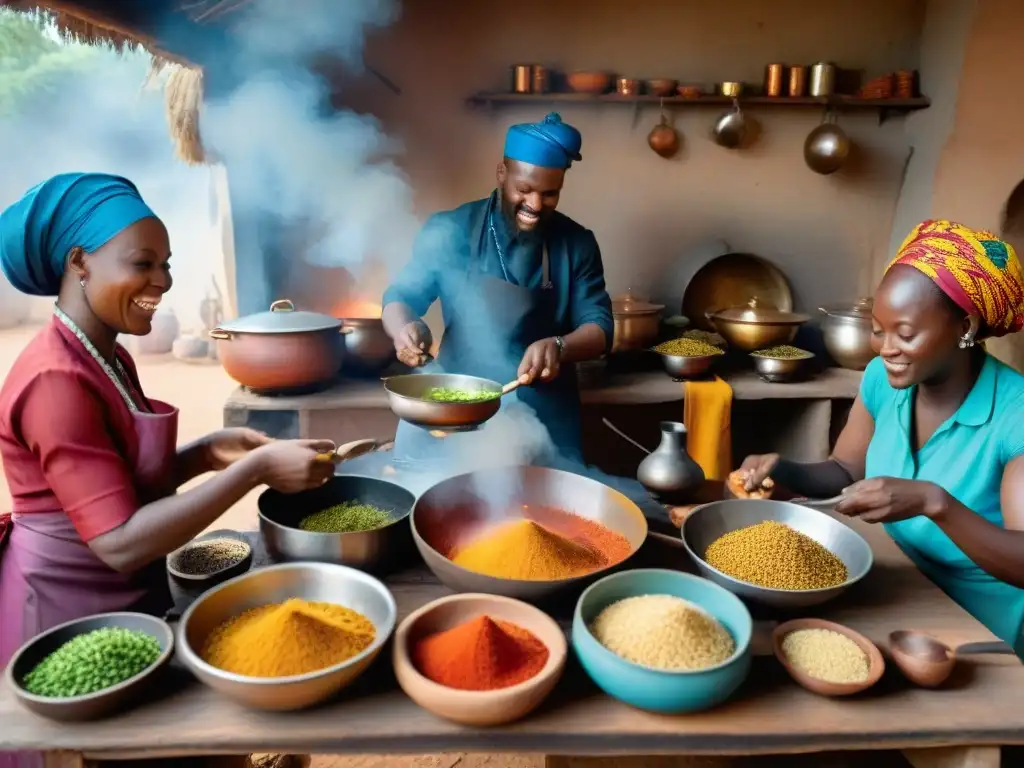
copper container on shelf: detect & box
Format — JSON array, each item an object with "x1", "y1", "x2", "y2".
[
  {"x1": 532, "y1": 65, "x2": 549, "y2": 94},
  {"x1": 616, "y1": 78, "x2": 641, "y2": 96},
  {"x1": 720, "y1": 81, "x2": 743, "y2": 98},
  {"x1": 789, "y1": 66, "x2": 808, "y2": 97},
  {"x1": 765, "y1": 64, "x2": 784, "y2": 97},
  {"x1": 511, "y1": 65, "x2": 532, "y2": 94}
]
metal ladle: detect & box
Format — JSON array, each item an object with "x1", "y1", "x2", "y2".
[
  {"x1": 889, "y1": 630, "x2": 1014, "y2": 688},
  {"x1": 712, "y1": 98, "x2": 747, "y2": 149}
]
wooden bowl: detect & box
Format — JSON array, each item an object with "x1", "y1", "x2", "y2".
[
  {"x1": 167, "y1": 529, "x2": 253, "y2": 588},
  {"x1": 6, "y1": 612, "x2": 175, "y2": 722},
  {"x1": 392, "y1": 593, "x2": 567, "y2": 726},
  {"x1": 889, "y1": 630, "x2": 955, "y2": 688},
  {"x1": 645, "y1": 78, "x2": 677, "y2": 97},
  {"x1": 567, "y1": 71, "x2": 612, "y2": 94},
  {"x1": 677, "y1": 85, "x2": 703, "y2": 99},
  {"x1": 773, "y1": 618, "x2": 885, "y2": 696}
]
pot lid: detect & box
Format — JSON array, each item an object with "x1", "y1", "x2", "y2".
[
  {"x1": 612, "y1": 289, "x2": 664, "y2": 314},
  {"x1": 820, "y1": 296, "x2": 874, "y2": 320},
  {"x1": 216, "y1": 299, "x2": 342, "y2": 334},
  {"x1": 709, "y1": 297, "x2": 809, "y2": 324}
]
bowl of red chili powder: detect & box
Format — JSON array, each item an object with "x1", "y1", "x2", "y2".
[{"x1": 393, "y1": 592, "x2": 567, "y2": 726}]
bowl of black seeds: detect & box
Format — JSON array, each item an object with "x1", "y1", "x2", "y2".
[
  {"x1": 5, "y1": 612, "x2": 174, "y2": 721},
  {"x1": 167, "y1": 530, "x2": 253, "y2": 586}
]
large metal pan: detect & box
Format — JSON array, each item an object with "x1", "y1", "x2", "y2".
[
  {"x1": 383, "y1": 373, "x2": 519, "y2": 430},
  {"x1": 411, "y1": 465, "x2": 648, "y2": 601}
]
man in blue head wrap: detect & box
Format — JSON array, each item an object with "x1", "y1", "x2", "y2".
[{"x1": 382, "y1": 113, "x2": 613, "y2": 462}]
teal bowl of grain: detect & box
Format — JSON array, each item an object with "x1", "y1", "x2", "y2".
[
  {"x1": 572, "y1": 569, "x2": 752, "y2": 713},
  {"x1": 258, "y1": 475, "x2": 416, "y2": 572}
]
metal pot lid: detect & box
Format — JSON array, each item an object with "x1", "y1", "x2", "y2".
[
  {"x1": 612, "y1": 290, "x2": 664, "y2": 314},
  {"x1": 215, "y1": 299, "x2": 342, "y2": 334},
  {"x1": 819, "y1": 296, "x2": 874, "y2": 320},
  {"x1": 710, "y1": 297, "x2": 810, "y2": 324}
]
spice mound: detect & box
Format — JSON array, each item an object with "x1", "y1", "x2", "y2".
[
  {"x1": 299, "y1": 501, "x2": 392, "y2": 533},
  {"x1": 751, "y1": 345, "x2": 813, "y2": 359},
  {"x1": 411, "y1": 615, "x2": 549, "y2": 691},
  {"x1": 22, "y1": 627, "x2": 162, "y2": 698},
  {"x1": 200, "y1": 598, "x2": 376, "y2": 677},
  {"x1": 452, "y1": 520, "x2": 607, "y2": 580},
  {"x1": 781, "y1": 628, "x2": 870, "y2": 684},
  {"x1": 590, "y1": 595, "x2": 734, "y2": 671},
  {"x1": 654, "y1": 338, "x2": 725, "y2": 357},
  {"x1": 171, "y1": 537, "x2": 251, "y2": 576},
  {"x1": 424, "y1": 387, "x2": 499, "y2": 404},
  {"x1": 726, "y1": 469, "x2": 774, "y2": 500},
  {"x1": 704, "y1": 520, "x2": 847, "y2": 590}
]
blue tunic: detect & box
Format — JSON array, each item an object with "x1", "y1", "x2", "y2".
[
  {"x1": 383, "y1": 192, "x2": 613, "y2": 350},
  {"x1": 860, "y1": 355, "x2": 1024, "y2": 653},
  {"x1": 382, "y1": 192, "x2": 612, "y2": 460}
]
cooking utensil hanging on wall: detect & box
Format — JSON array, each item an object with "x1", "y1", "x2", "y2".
[
  {"x1": 648, "y1": 100, "x2": 680, "y2": 159},
  {"x1": 804, "y1": 110, "x2": 851, "y2": 175},
  {"x1": 712, "y1": 99, "x2": 748, "y2": 149}
]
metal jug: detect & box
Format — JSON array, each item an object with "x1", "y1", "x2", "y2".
[{"x1": 637, "y1": 421, "x2": 705, "y2": 504}]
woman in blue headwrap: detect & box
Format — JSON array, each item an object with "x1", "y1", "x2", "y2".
[{"x1": 0, "y1": 174, "x2": 333, "y2": 764}]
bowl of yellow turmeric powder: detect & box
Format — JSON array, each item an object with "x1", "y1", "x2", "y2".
[
  {"x1": 411, "y1": 466, "x2": 648, "y2": 601},
  {"x1": 176, "y1": 562, "x2": 397, "y2": 710}
]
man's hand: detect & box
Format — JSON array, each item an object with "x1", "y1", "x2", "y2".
[
  {"x1": 518, "y1": 337, "x2": 561, "y2": 384},
  {"x1": 394, "y1": 320, "x2": 432, "y2": 368}
]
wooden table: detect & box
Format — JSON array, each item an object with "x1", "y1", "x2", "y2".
[{"x1": 2, "y1": 516, "x2": 1021, "y2": 768}]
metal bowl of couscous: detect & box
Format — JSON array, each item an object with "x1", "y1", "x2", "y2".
[{"x1": 679, "y1": 499, "x2": 873, "y2": 609}]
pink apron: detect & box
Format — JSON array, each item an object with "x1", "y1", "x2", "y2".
[{"x1": 0, "y1": 400, "x2": 178, "y2": 768}]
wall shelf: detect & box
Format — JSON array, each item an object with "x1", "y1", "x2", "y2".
[{"x1": 466, "y1": 92, "x2": 931, "y2": 123}]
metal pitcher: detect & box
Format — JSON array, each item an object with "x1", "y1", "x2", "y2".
[{"x1": 637, "y1": 421, "x2": 706, "y2": 504}]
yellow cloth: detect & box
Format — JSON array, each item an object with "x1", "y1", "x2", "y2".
[{"x1": 683, "y1": 376, "x2": 733, "y2": 481}]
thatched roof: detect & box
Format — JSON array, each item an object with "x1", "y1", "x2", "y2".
[{"x1": 1, "y1": 0, "x2": 251, "y2": 164}]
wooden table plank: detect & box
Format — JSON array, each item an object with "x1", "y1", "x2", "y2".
[{"x1": 3, "y1": 517, "x2": 1020, "y2": 760}]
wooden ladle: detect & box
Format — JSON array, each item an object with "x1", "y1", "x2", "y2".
[{"x1": 889, "y1": 630, "x2": 1015, "y2": 688}]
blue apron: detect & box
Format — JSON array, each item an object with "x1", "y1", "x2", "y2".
[{"x1": 393, "y1": 197, "x2": 583, "y2": 466}]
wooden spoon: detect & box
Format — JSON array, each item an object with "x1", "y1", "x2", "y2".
[
  {"x1": 315, "y1": 438, "x2": 380, "y2": 464},
  {"x1": 889, "y1": 630, "x2": 1015, "y2": 688}
]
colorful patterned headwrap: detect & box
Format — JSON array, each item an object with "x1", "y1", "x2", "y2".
[{"x1": 886, "y1": 219, "x2": 1024, "y2": 338}]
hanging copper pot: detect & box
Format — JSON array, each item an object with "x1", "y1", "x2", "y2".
[{"x1": 648, "y1": 105, "x2": 680, "y2": 159}]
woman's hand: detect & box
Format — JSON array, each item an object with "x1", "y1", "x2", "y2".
[
  {"x1": 737, "y1": 453, "x2": 780, "y2": 492},
  {"x1": 204, "y1": 428, "x2": 272, "y2": 471},
  {"x1": 250, "y1": 439, "x2": 337, "y2": 493},
  {"x1": 835, "y1": 477, "x2": 951, "y2": 524}
]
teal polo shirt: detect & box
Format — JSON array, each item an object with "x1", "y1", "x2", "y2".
[{"x1": 861, "y1": 354, "x2": 1024, "y2": 654}]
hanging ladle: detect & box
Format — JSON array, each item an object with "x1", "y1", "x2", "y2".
[{"x1": 889, "y1": 630, "x2": 1014, "y2": 688}]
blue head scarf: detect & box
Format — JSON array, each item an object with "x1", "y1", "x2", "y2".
[
  {"x1": 503, "y1": 112, "x2": 583, "y2": 170},
  {"x1": 0, "y1": 173, "x2": 157, "y2": 296}
]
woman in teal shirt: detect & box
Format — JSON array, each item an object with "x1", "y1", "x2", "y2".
[{"x1": 741, "y1": 220, "x2": 1024, "y2": 654}]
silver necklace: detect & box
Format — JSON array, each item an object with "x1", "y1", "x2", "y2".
[
  {"x1": 53, "y1": 305, "x2": 140, "y2": 413},
  {"x1": 488, "y1": 211, "x2": 512, "y2": 282}
]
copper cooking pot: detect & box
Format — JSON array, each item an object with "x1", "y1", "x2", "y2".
[
  {"x1": 210, "y1": 299, "x2": 351, "y2": 391},
  {"x1": 611, "y1": 292, "x2": 664, "y2": 354}
]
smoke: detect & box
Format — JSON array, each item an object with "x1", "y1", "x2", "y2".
[
  {"x1": 0, "y1": 19, "x2": 214, "y2": 329},
  {"x1": 197, "y1": 0, "x2": 420, "y2": 308}
]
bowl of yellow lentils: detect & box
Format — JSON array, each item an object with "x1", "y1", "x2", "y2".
[{"x1": 679, "y1": 499, "x2": 873, "y2": 608}]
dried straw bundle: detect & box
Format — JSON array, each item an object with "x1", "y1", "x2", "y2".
[{"x1": 164, "y1": 64, "x2": 207, "y2": 165}]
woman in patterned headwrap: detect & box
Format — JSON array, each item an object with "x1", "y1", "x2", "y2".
[{"x1": 740, "y1": 220, "x2": 1024, "y2": 654}]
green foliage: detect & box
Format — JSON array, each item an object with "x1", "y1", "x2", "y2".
[{"x1": 0, "y1": 9, "x2": 104, "y2": 117}]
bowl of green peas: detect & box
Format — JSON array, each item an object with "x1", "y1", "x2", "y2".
[{"x1": 5, "y1": 612, "x2": 174, "y2": 721}]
